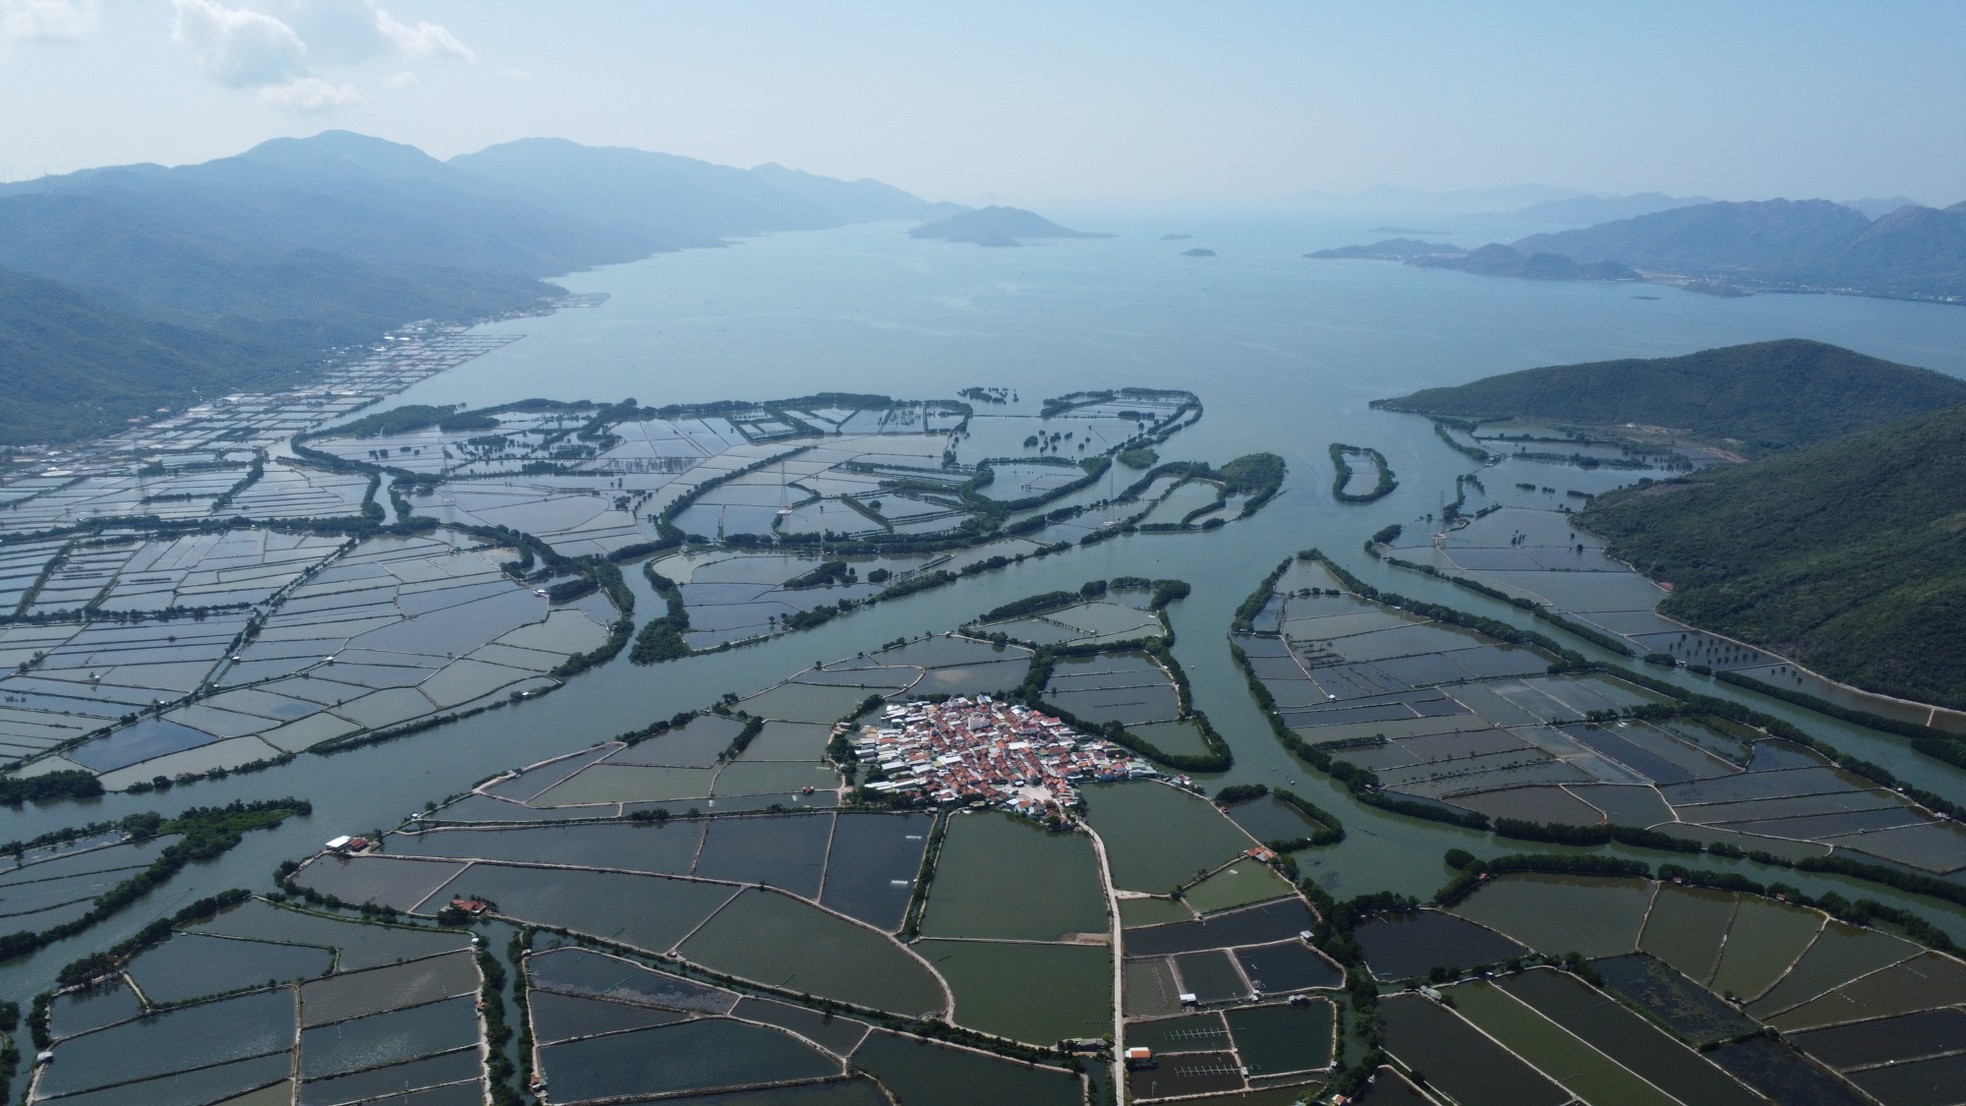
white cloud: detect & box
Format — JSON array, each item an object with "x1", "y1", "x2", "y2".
[
  {"x1": 1, "y1": 0, "x2": 99, "y2": 42},
  {"x1": 169, "y1": 0, "x2": 471, "y2": 112},
  {"x1": 375, "y1": 6, "x2": 471, "y2": 62},
  {"x1": 257, "y1": 74, "x2": 360, "y2": 115},
  {"x1": 272, "y1": 0, "x2": 469, "y2": 67},
  {"x1": 270, "y1": 0, "x2": 384, "y2": 66},
  {"x1": 172, "y1": 0, "x2": 307, "y2": 88}
]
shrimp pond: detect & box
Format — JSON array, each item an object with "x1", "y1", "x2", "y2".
[{"x1": 11, "y1": 221, "x2": 1966, "y2": 1104}]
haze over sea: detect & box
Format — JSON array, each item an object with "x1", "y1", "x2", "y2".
[
  {"x1": 394, "y1": 217, "x2": 1966, "y2": 419},
  {"x1": 379, "y1": 215, "x2": 1966, "y2": 909},
  {"x1": 13, "y1": 212, "x2": 1966, "y2": 1004}
]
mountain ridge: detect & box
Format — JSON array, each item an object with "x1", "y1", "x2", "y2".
[
  {"x1": 0, "y1": 131, "x2": 954, "y2": 444},
  {"x1": 1375, "y1": 339, "x2": 1966, "y2": 455},
  {"x1": 1581, "y1": 402, "x2": 1966, "y2": 709},
  {"x1": 0, "y1": 267, "x2": 305, "y2": 446},
  {"x1": 1513, "y1": 198, "x2": 1966, "y2": 301}
]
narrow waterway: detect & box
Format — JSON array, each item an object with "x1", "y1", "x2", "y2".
[{"x1": 9, "y1": 218, "x2": 1966, "y2": 1001}]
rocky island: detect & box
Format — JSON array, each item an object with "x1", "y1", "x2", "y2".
[{"x1": 909, "y1": 205, "x2": 1111, "y2": 247}]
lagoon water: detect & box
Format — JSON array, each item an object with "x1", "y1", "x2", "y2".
[{"x1": 9, "y1": 217, "x2": 1966, "y2": 997}]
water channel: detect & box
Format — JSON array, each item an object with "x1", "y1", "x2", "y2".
[{"x1": 8, "y1": 215, "x2": 1966, "y2": 1002}]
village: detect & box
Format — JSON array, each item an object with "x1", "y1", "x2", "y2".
[{"x1": 853, "y1": 695, "x2": 1166, "y2": 817}]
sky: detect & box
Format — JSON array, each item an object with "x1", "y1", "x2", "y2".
[{"x1": 1, "y1": 0, "x2": 1963, "y2": 208}]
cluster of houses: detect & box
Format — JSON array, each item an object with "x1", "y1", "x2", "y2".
[{"x1": 852, "y1": 695, "x2": 1160, "y2": 817}]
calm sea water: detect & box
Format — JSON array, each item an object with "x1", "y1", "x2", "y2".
[
  {"x1": 7, "y1": 219, "x2": 1966, "y2": 996},
  {"x1": 397, "y1": 216, "x2": 1966, "y2": 417}
]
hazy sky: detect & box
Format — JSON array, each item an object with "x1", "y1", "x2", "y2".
[{"x1": 2, "y1": 0, "x2": 1962, "y2": 207}]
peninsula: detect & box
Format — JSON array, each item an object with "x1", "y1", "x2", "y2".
[
  {"x1": 1375, "y1": 338, "x2": 1966, "y2": 455},
  {"x1": 1582, "y1": 402, "x2": 1966, "y2": 710}
]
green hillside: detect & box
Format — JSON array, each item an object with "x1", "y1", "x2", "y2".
[
  {"x1": 1375, "y1": 339, "x2": 1966, "y2": 454},
  {"x1": 1512, "y1": 197, "x2": 1966, "y2": 301},
  {"x1": 0, "y1": 131, "x2": 952, "y2": 446},
  {"x1": 0, "y1": 268, "x2": 305, "y2": 446},
  {"x1": 1582, "y1": 404, "x2": 1966, "y2": 708}
]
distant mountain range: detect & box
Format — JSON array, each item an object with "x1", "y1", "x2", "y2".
[
  {"x1": 1489, "y1": 192, "x2": 1713, "y2": 227},
  {"x1": 0, "y1": 269, "x2": 303, "y2": 446},
  {"x1": 1842, "y1": 196, "x2": 1926, "y2": 220},
  {"x1": 1284, "y1": 186, "x2": 1925, "y2": 227},
  {"x1": 1514, "y1": 198, "x2": 1966, "y2": 301},
  {"x1": 908, "y1": 206, "x2": 1108, "y2": 247},
  {"x1": 0, "y1": 131, "x2": 955, "y2": 445},
  {"x1": 449, "y1": 138, "x2": 960, "y2": 244},
  {"x1": 1309, "y1": 196, "x2": 1966, "y2": 303},
  {"x1": 1280, "y1": 183, "x2": 1586, "y2": 215}
]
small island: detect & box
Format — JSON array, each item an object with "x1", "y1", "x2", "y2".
[
  {"x1": 1305, "y1": 238, "x2": 1463, "y2": 260},
  {"x1": 1160, "y1": 233, "x2": 1192, "y2": 241},
  {"x1": 1409, "y1": 243, "x2": 1638, "y2": 281},
  {"x1": 1328, "y1": 442, "x2": 1397, "y2": 502},
  {"x1": 909, "y1": 205, "x2": 1111, "y2": 247},
  {"x1": 1307, "y1": 238, "x2": 1638, "y2": 282},
  {"x1": 1181, "y1": 248, "x2": 1217, "y2": 257}
]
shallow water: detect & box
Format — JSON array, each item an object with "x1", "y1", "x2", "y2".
[
  {"x1": 128, "y1": 933, "x2": 332, "y2": 1006},
  {"x1": 919, "y1": 812, "x2": 1106, "y2": 941},
  {"x1": 538, "y1": 1018, "x2": 839, "y2": 1101},
  {"x1": 920, "y1": 938, "x2": 1110, "y2": 1043},
  {"x1": 35, "y1": 989, "x2": 295, "y2": 1097},
  {"x1": 694, "y1": 812, "x2": 833, "y2": 896},
  {"x1": 298, "y1": 995, "x2": 479, "y2": 1079},
  {"x1": 851, "y1": 1028, "x2": 1083, "y2": 1106},
  {"x1": 1082, "y1": 782, "x2": 1261, "y2": 893},
  {"x1": 1447, "y1": 873, "x2": 1655, "y2": 960},
  {"x1": 300, "y1": 950, "x2": 479, "y2": 1026},
  {"x1": 817, "y1": 811, "x2": 932, "y2": 930},
  {"x1": 12, "y1": 216, "x2": 1966, "y2": 1008},
  {"x1": 679, "y1": 888, "x2": 944, "y2": 1014},
  {"x1": 1354, "y1": 910, "x2": 1527, "y2": 981}
]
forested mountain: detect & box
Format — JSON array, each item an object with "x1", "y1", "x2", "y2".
[
  {"x1": 1514, "y1": 198, "x2": 1966, "y2": 300},
  {"x1": 1514, "y1": 199, "x2": 1874, "y2": 275},
  {"x1": 0, "y1": 131, "x2": 649, "y2": 345},
  {"x1": 1582, "y1": 403, "x2": 1966, "y2": 709},
  {"x1": 449, "y1": 139, "x2": 955, "y2": 241},
  {"x1": 1312, "y1": 197, "x2": 1966, "y2": 303},
  {"x1": 1375, "y1": 339, "x2": 1966, "y2": 454},
  {"x1": 0, "y1": 131, "x2": 951, "y2": 444},
  {"x1": 0, "y1": 268, "x2": 302, "y2": 445}
]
